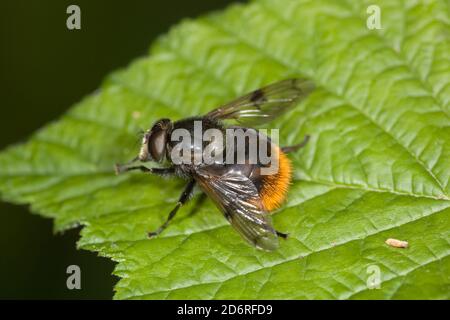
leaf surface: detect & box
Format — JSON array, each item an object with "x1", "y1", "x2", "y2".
[{"x1": 0, "y1": 0, "x2": 449, "y2": 299}]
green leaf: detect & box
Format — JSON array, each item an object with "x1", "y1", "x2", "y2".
[{"x1": 1, "y1": 0, "x2": 449, "y2": 299}]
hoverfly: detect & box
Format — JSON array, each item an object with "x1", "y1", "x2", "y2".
[{"x1": 115, "y1": 78, "x2": 314, "y2": 251}]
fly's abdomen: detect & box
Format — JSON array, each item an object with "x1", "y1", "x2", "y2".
[{"x1": 250, "y1": 147, "x2": 292, "y2": 212}]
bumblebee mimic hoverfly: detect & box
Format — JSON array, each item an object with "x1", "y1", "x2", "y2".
[{"x1": 115, "y1": 78, "x2": 315, "y2": 251}]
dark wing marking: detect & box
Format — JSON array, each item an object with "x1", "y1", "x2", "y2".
[
  {"x1": 194, "y1": 166, "x2": 279, "y2": 251},
  {"x1": 206, "y1": 78, "x2": 315, "y2": 126}
]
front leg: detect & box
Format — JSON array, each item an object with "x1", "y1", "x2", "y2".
[
  {"x1": 148, "y1": 179, "x2": 196, "y2": 238},
  {"x1": 115, "y1": 164, "x2": 175, "y2": 177}
]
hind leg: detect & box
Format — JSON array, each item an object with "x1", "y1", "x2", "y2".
[
  {"x1": 281, "y1": 135, "x2": 310, "y2": 153},
  {"x1": 276, "y1": 230, "x2": 288, "y2": 239}
]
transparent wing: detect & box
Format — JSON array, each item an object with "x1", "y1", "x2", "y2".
[
  {"x1": 194, "y1": 165, "x2": 279, "y2": 251},
  {"x1": 206, "y1": 78, "x2": 315, "y2": 126}
]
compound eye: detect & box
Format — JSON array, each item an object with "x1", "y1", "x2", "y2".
[{"x1": 149, "y1": 129, "x2": 167, "y2": 162}]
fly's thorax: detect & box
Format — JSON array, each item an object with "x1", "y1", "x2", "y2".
[
  {"x1": 166, "y1": 117, "x2": 280, "y2": 174},
  {"x1": 166, "y1": 117, "x2": 225, "y2": 167}
]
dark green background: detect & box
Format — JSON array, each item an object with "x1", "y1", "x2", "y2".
[{"x1": 0, "y1": 0, "x2": 242, "y2": 299}]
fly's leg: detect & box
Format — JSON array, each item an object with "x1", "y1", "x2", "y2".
[
  {"x1": 114, "y1": 156, "x2": 141, "y2": 171},
  {"x1": 115, "y1": 164, "x2": 175, "y2": 177},
  {"x1": 184, "y1": 193, "x2": 206, "y2": 218},
  {"x1": 281, "y1": 135, "x2": 310, "y2": 153},
  {"x1": 115, "y1": 155, "x2": 164, "y2": 174},
  {"x1": 148, "y1": 179, "x2": 196, "y2": 238},
  {"x1": 276, "y1": 230, "x2": 289, "y2": 239},
  {"x1": 276, "y1": 135, "x2": 310, "y2": 239}
]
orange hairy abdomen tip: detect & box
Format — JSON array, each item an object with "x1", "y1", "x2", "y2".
[{"x1": 259, "y1": 149, "x2": 292, "y2": 212}]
